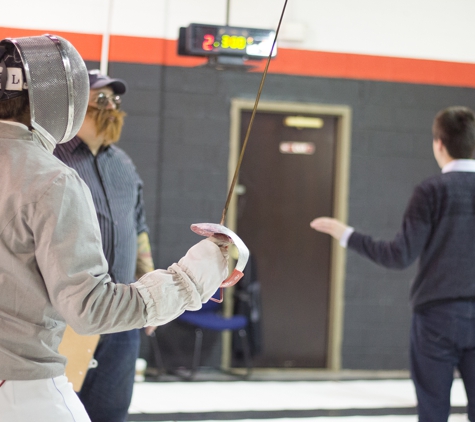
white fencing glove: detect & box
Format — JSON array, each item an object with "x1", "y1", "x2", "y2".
[{"x1": 132, "y1": 238, "x2": 229, "y2": 327}]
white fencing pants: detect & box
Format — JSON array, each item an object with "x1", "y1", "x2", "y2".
[{"x1": 0, "y1": 376, "x2": 90, "y2": 422}]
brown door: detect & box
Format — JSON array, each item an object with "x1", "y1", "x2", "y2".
[{"x1": 237, "y1": 111, "x2": 336, "y2": 367}]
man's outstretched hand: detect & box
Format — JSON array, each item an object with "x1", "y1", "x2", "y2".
[{"x1": 310, "y1": 217, "x2": 348, "y2": 241}]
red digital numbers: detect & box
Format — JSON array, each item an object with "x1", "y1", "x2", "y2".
[{"x1": 202, "y1": 34, "x2": 214, "y2": 51}]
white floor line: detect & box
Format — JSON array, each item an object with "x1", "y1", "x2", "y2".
[
  {"x1": 129, "y1": 379, "x2": 468, "y2": 414},
  {"x1": 128, "y1": 416, "x2": 469, "y2": 422},
  {"x1": 228, "y1": 418, "x2": 468, "y2": 422}
]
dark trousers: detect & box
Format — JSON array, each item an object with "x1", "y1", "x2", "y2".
[
  {"x1": 78, "y1": 329, "x2": 140, "y2": 422},
  {"x1": 411, "y1": 300, "x2": 475, "y2": 421}
]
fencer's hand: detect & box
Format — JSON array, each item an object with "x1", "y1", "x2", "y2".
[
  {"x1": 206, "y1": 233, "x2": 231, "y2": 260},
  {"x1": 310, "y1": 217, "x2": 348, "y2": 241},
  {"x1": 133, "y1": 239, "x2": 229, "y2": 326},
  {"x1": 144, "y1": 326, "x2": 157, "y2": 336},
  {"x1": 208, "y1": 233, "x2": 231, "y2": 247}
]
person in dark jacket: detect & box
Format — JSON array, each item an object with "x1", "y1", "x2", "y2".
[{"x1": 310, "y1": 106, "x2": 475, "y2": 422}]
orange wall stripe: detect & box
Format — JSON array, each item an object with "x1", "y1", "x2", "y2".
[
  {"x1": 272, "y1": 49, "x2": 475, "y2": 88},
  {"x1": 0, "y1": 27, "x2": 102, "y2": 61},
  {"x1": 2, "y1": 26, "x2": 475, "y2": 88},
  {"x1": 109, "y1": 35, "x2": 205, "y2": 67}
]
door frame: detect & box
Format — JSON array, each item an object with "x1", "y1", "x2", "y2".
[{"x1": 224, "y1": 99, "x2": 352, "y2": 370}]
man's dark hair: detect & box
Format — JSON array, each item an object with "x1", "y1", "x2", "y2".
[
  {"x1": 433, "y1": 106, "x2": 475, "y2": 159},
  {"x1": 0, "y1": 93, "x2": 30, "y2": 126}
]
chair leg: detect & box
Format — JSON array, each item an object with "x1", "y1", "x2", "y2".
[
  {"x1": 238, "y1": 328, "x2": 252, "y2": 379},
  {"x1": 189, "y1": 328, "x2": 203, "y2": 380},
  {"x1": 149, "y1": 332, "x2": 165, "y2": 380}
]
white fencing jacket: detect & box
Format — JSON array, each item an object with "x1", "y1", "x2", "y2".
[{"x1": 0, "y1": 121, "x2": 227, "y2": 380}]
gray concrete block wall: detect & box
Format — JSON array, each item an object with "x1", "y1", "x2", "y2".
[{"x1": 90, "y1": 60, "x2": 475, "y2": 370}]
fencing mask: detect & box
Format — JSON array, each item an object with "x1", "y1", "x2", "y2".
[{"x1": 0, "y1": 34, "x2": 89, "y2": 151}]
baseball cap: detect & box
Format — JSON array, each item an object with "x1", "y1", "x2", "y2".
[{"x1": 88, "y1": 69, "x2": 127, "y2": 95}]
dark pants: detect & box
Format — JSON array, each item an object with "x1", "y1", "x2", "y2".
[
  {"x1": 79, "y1": 329, "x2": 140, "y2": 422},
  {"x1": 411, "y1": 300, "x2": 475, "y2": 421}
]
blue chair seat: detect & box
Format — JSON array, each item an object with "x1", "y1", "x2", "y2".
[
  {"x1": 150, "y1": 292, "x2": 252, "y2": 380},
  {"x1": 178, "y1": 311, "x2": 248, "y2": 331}
]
